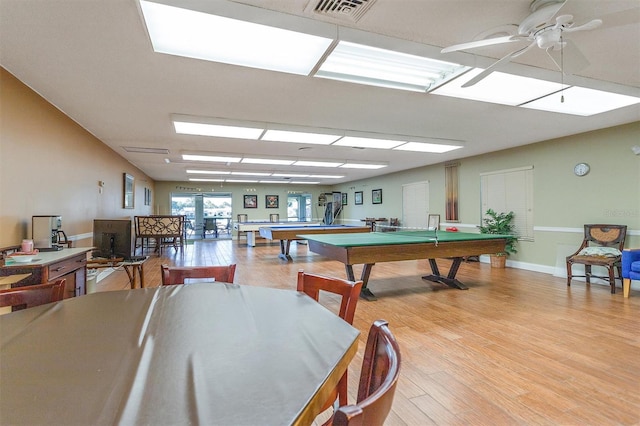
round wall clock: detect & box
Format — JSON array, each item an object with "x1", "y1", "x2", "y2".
[{"x1": 574, "y1": 162, "x2": 590, "y2": 177}]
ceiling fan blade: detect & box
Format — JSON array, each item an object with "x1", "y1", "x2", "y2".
[
  {"x1": 546, "y1": 39, "x2": 590, "y2": 73},
  {"x1": 441, "y1": 35, "x2": 518, "y2": 53},
  {"x1": 564, "y1": 19, "x2": 603, "y2": 32},
  {"x1": 518, "y1": 0, "x2": 567, "y2": 35},
  {"x1": 461, "y1": 42, "x2": 536, "y2": 88}
]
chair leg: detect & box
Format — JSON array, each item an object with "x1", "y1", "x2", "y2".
[
  {"x1": 566, "y1": 262, "x2": 572, "y2": 286},
  {"x1": 609, "y1": 267, "x2": 616, "y2": 294},
  {"x1": 337, "y1": 371, "x2": 348, "y2": 407},
  {"x1": 585, "y1": 265, "x2": 591, "y2": 284},
  {"x1": 623, "y1": 278, "x2": 631, "y2": 298}
]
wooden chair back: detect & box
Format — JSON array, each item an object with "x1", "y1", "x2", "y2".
[
  {"x1": 269, "y1": 213, "x2": 280, "y2": 222},
  {"x1": 296, "y1": 271, "x2": 362, "y2": 325},
  {"x1": 582, "y1": 224, "x2": 627, "y2": 249},
  {"x1": 331, "y1": 320, "x2": 401, "y2": 426},
  {"x1": 0, "y1": 279, "x2": 66, "y2": 312},
  {"x1": 161, "y1": 264, "x2": 236, "y2": 285},
  {"x1": 298, "y1": 270, "x2": 363, "y2": 411},
  {"x1": 237, "y1": 214, "x2": 248, "y2": 223}
]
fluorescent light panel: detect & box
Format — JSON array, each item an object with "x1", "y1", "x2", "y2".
[
  {"x1": 316, "y1": 41, "x2": 470, "y2": 92},
  {"x1": 182, "y1": 154, "x2": 241, "y2": 162},
  {"x1": 290, "y1": 181, "x2": 320, "y2": 184},
  {"x1": 333, "y1": 136, "x2": 405, "y2": 149},
  {"x1": 241, "y1": 158, "x2": 295, "y2": 166},
  {"x1": 521, "y1": 86, "x2": 640, "y2": 116},
  {"x1": 186, "y1": 169, "x2": 231, "y2": 175},
  {"x1": 431, "y1": 69, "x2": 567, "y2": 106},
  {"x1": 293, "y1": 160, "x2": 344, "y2": 167},
  {"x1": 340, "y1": 163, "x2": 387, "y2": 169},
  {"x1": 394, "y1": 142, "x2": 463, "y2": 153},
  {"x1": 272, "y1": 173, "x2": 309, "y2": 177},
  {"x1": 189, "y1": 178, "x2": 225, "y2": 182},
  {"x1": 174, "y1": 121, "x2": 263, "y2": 139},
  {"x1": 140, "y1": 0, "x2": 333, "y2": 75},
  {"x1": 230, "y1": 171, "x2": 271, "y2": 176},
  {"x1": 262, "y1": 129, "x2": 341, "y2": 145}
]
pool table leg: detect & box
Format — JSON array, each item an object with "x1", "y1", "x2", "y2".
[
  {"x1": 422, "y1": 258, "x2": 468, "y2": 290},
  {"x1": 346, "y1": 264, "x2": 377, "y2": 301},
  {"x1": 278, "y1": 240, "x2": 293, "y2": 261}
]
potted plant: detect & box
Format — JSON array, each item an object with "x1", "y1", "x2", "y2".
[{"x1": 479, "y1": 208, "x2": 517, "y2": 268}]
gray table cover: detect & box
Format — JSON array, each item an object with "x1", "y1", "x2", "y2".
[{"x1": 0, "y1": 283, "x2": 360, "y2": 425}]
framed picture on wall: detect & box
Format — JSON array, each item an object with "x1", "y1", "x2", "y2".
[
  {"x1": 265, "y1": 195, "x2": 279, "y2": 208},
  {"x1": 123, "y1": 173, "x2": 134, "y2": 209},
  {"x1": 372, "y1": 189, "x2": 382, "y2": 204},
  {"x1": 354, "y1": 191, "x2": 363, "y2": 205},
  {"x1": 244, "y1": 194, "x2": 258, "y2": 208},
  {"x1": 342, "y1": 193, "x2": 347, "y2": 206}
]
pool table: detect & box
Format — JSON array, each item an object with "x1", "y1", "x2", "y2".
[
  {"x1": 259, "y1": 225, "x2": 371, "y2": 260},
  {"x1": 233, "y1": 221, "x2": 320, "y2": 246},
  {"x1": 299, "y1": 230, "x2": 509, "y2": 300}
]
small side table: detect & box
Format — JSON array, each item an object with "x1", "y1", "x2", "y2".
[{"x1": 87, "y1": 257, "x2": 149, "y2": 289}]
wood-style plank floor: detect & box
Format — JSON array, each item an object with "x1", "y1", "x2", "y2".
[{"x1": 97, "y1": 239, "x2": 640, "y2": 425}]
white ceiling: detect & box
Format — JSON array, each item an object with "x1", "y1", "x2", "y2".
[{"x1": 1, "y1": 0, "x2": 639, "y2": 185}]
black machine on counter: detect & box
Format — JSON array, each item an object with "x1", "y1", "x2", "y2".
[{"x1": 32, "y1": 215, "x2": 68, "y2": 251}]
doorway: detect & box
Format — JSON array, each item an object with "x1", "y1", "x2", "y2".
[
  {"x1": 171, "y1": 193, "x2": 233, "y2": 239},
  {"x1": 287, "y1": 194, "x2": 312, "y2": 222}
]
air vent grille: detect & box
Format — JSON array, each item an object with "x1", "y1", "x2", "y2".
[
  {"x1": 122, "y1": 146, "x2": 169, "y2": 154},
  {"x1": 313, "y1": 0, "x2": 376, "y2": 22}
]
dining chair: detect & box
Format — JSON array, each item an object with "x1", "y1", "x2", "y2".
[
  {"x1": 161, "y1": 264, "x2": 236, "y2": 285},
  {"x1": 0, "y1": 279, "x2": 66, "y2": 312},
  {"x1": 236, "y1": 214, "x2": 249, "y2": 244},
  {"x1": 566, "y1": 224, "x2": 627, "y2": 293},
  {"x1": 330, "y1": 319, "x2": 401, "y2": 426},
  {"x1": 297, "y1": 270, "x2": 363, "y2": 409}
]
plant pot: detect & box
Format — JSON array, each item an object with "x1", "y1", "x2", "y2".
[{"x1": 490, "y1": 255, "x2": 506, "y2": 268}]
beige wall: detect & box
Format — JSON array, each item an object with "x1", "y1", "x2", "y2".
[
  {"x1": 2, "y1": 65, "x2": 638, "y2": 277},
  {"x1": 0, "y1": 68, "x2": 154, "y2": 248}
]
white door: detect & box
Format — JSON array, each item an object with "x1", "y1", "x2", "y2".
[{"x1": 402, "y1": 181, "x2": 429, "y2": 229}]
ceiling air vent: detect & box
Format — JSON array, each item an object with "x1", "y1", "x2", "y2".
[
  {"x1": 122, "y1": 146, "x2": 169, "y2": 154},
  {"x1": 311, "y1": 0, "x2": 377, "y2": 22}
]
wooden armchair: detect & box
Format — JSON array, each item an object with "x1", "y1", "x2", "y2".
[
  {"x1": 330, "y1": 320, "x2": 401, "y2": 426},
  {"x1": 161, "y1": 264, "x2": 236, "y2": 285},
  {"x1": 0, "y1": 279, "x2": 66, "y2": 312},
  {"x1": 566, "y1": 224, "x2": 627, "y2": 293},
  {"x1": 297, "y1": 271, "x2": 363, "y2": 410}
]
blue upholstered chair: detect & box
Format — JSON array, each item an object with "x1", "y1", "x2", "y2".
[{"x1": 622, "y1": 249, "x2": 640, "y2": 298}]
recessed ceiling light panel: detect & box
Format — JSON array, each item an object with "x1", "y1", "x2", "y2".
[
  {"x1": 262, "y1": 129, "x2": 341, "y2": 145},
  {"x1": 140, "y1": 0, "x2": 333, "y2": 75},
  {"x1": 521, "y1": 86, "x2": 640, "y2": 116},
  {"x1": 241, "y1": 158, "x2": 295, "y2": 165},
  {"x1": 174, "y1": 121, "x2": 263, "y2": 139},
  {"x1": 431, "y1": 69, "x2": 566, "y2": 106},
  {"x1": 393, "y1": 142, "x2": 463, "y2": 153},
  {"x1": 182, "y1": 154, "x2": 242, "y2": 162},
  {"x1": 294, "y1": 160, "x2": 344, "y2": 167},
  {"x1": 333, "y1": 136, "x2": 404, "y2": 149},
  {"x1": 316, "y1": 41, "x2": 470, "y2": 92}
]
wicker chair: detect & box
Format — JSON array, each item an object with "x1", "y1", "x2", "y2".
[{"x1": 566, "y1": 224, "x2": 627, "y2": 293}]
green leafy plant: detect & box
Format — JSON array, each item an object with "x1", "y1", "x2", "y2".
[{"x1": 479, "y1": 209, "x2": 518, "y2": 256}]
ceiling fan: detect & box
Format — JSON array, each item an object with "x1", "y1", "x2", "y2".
[{"x1": 441, "y1": 0, "x2": 602, "y2": 87}]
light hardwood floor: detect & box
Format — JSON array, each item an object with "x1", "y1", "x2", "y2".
[{"x1": 97, "y1": 239, "x2": 640, "y2": 425}]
